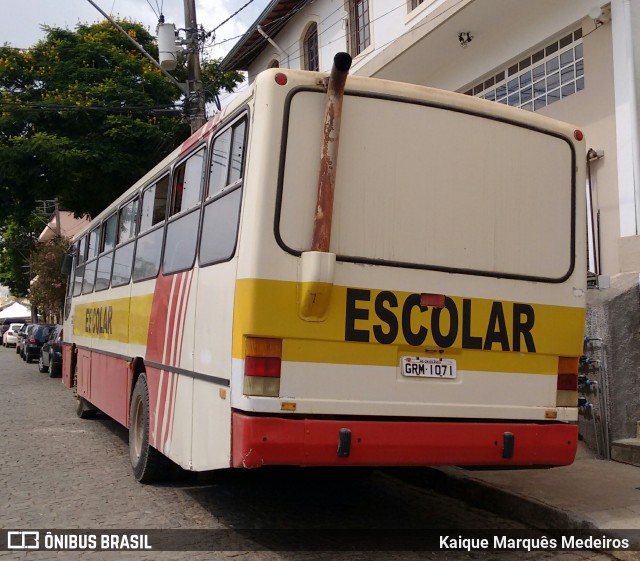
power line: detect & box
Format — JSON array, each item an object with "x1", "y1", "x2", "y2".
[
  {"x1": 212, "y1": 0, "x2": 256, "y2": 33},
  {"x1": 0, "y1": 102, "x2": 182, "y2": 115},
  {"x1": 216, "y1": 0, "x2": 468, "y2": 105},
  {"x1": 144, "y1": 0, "x2": 159, "y2": 19}
]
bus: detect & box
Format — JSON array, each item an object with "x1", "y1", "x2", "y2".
[{"x1": 62, "y1": 53, "x2": 586, "y2": 483}]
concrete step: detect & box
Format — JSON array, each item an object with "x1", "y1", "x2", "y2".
[{"x1": 611, "y1": 437, "x2": 640, "y2": 466}]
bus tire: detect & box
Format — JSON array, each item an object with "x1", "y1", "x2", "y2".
[
  {"x1": 129, "y1": 374, "x2": 167, "y2": 483},
  {"x1": 76, "y1": 396, "x2": 97, "y2": 419}
]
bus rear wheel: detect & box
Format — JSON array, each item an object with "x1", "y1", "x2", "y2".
[
  {"x1": 76, "y1": 396, "x2": 97, "y2": 419},
  {"x1": 129, "y1": 374, "x2": 168, "y2": 483}
]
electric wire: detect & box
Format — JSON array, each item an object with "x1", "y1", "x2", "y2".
[
  {"x1": 216, "y1": 0, "x2": 467, "y2": 106},
  {"x1": 144, "y1": 0, "x2": 159, "y2": 19},
  {"x1": 212, "y1": 0, "x2": 257, "y2": 33},
  {"x1": 222, "y1": 0, "x2": 466, "y2": 74}
]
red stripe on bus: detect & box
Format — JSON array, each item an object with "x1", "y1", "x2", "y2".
[
  {"x1": 162, "y1": 273, "x2": 184, "y2": 450},
  {"x1": 165, "y1": 270, "x2": 195, "y2": 452},
  {"x1": 147, "y1": 273, "x2": 179, "y2": 449},
  {"x1": 146, "y1": 272, "x2": 175, "y2": 364},
  {"x1": 231, "y1": 412, "x2": 578, "y2": 469}
]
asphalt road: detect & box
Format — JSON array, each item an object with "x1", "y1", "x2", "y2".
[{"x1": 0, "y1": 345, "x2": 617, "y2": 561}]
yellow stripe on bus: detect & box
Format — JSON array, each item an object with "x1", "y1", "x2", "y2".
[
  {"x1": 232, "y1": 278, "x2": 585, "y2": 373},
  {"x1": 73, "y1": 295, "x2": 153, "y2": 345}
]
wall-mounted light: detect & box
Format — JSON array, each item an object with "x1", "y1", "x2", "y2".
[
  {"x1": 458, "y1": 32, "x2": 473, "y2": 48},
  {"x1": 589, "y1": 5, "x2": 611, "y2": 27}
]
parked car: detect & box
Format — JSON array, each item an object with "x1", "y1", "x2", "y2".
[
  {"x1": 39, "y1": 325, "x2": 63, "y2": 377},
  {"x1": 2, "y1": 323, "x2": 23, "y2": 347},
  {"x1": 16, "y1": 324, "x2": 34, "y2": 356},
  {"x1": 23, "y1": 324, "x2": 54, "y2": 363},
  {"x1": 1, "y1": 317, "x2": 28, "y2": 337}
]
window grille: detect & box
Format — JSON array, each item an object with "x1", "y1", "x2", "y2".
[
  {"x1": 303, "y1": 23, "x2": 319, "y2": 71},
  {"x1": 464, "y1": 29, "x2": 584, "y2": 112}
]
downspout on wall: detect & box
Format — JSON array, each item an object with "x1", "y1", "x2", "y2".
[{"x1": 612, "y1": 0, "x2": 640, "y2": 236}]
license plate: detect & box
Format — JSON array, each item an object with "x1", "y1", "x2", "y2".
[{"x1": 401, "y1": 356, "x2": 457, "y2": 378}]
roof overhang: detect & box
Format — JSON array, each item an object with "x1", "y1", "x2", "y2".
[{"x1": 220, "y1": 0, "x2": 312, "y2": 71}]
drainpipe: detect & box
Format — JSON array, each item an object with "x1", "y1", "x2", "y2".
[
  {"x1": 257, "y1": 25, "x2": 289, "y2": 67},
  {"x1": 612, "y1": 0, "x2": 640, "y2": 235},
  {"x1": 298, "y1": 52, "x2": 352, "y2": 321}
]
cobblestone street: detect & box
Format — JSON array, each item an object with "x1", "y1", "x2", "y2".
[{"x1": 0, "y1": 346, "x2": 621, "y2": 561}]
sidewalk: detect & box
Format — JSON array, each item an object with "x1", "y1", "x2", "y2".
[
  {"x1": 389, "y1": 442, "x2": 640, "y2": 531},
  {"x1": 388, "y1": 442, "x2": 640, "y2": 558}
]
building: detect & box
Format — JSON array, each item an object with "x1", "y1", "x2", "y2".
[{"x1": 221, "y1": 0, "x2": 640, "y2": 461}]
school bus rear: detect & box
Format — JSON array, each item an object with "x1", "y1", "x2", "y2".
[{"x1": 230, "y1": 69, "x2": 585, "y2": 469}]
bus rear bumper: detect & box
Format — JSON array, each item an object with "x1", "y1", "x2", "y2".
[{"x1": 231, "y1": 412, "x2": 577, "y2": 469}]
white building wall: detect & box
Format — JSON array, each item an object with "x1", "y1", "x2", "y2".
[
  {"x1": 242, "y1": 0, "x2": 639, "y2": 277},
  {"x1": 247, "y1": 1, "x2": 346, "y2": 82}
]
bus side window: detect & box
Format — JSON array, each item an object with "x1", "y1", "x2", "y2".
[
  {"x1": 72, "y1": 238, "x2": 86, "y2": 297},
  {"x1": 87, "y1": 227, "x2": 99, "y2": 261},
  {"x1": 209, "y1": 128, "x2": 232, "y2": 196},
  {"x1": 170, "y1": 147, "x2": 205, "y2": 217},
  {"x1": 200, "y1": 118, "x2": 246, "y2": 266},
  {"x1": 112, "y1": 197, "x2": 138, "y2": 287},
  {"x1": 163, "y1": 148, "x2": 206, "y2": 275},
  {"x1": 134, "y1": 175, "x2": 170, "y2": 281},
  {"x1": 80, "y1": 226, "x2": 100, "y2": 295},
  {"x1": 82, "y1": 259, "x2": 97, "y2": 294},
  {"x1": 96, "y1": 213, "x2": 117, "y2": 292}
]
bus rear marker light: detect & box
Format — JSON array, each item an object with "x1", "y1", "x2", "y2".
[{"x1": 420, "y1": 293, "x2": 445, "y2": 308}]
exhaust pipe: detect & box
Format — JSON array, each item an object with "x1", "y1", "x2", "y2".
[{"x1": 299, "y1": 52, "x2": 352, "y2": 321}]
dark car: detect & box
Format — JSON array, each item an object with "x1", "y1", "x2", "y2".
[
  {"x1": 39, "y1": 325, "x2": 63, "y2": 377},
  {"x1": 23, "y1": 324, "x2": 54, "y2": 364},
  {"x1": 16, "y1": 323, "x2": 34, "y2": 356}
]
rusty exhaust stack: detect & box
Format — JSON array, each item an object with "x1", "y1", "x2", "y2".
[
  {"x1": 311, "y1": 52, "x2": 352, "y2": 252},
  {"x1": 298, "y1": 53, "x2": 352, "y2": 322}
]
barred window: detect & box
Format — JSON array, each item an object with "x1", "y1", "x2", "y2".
[
  {"x1": 303, "y1": 23, "x2": 319, "y2": 71},
  {"x1": 464, "y1": 29, "x2": 584, "y2": 112},
  {"x1": 409, "y1": 0, "x2": 424, "y2": 11}
]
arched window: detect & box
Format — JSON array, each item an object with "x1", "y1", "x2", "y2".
[
  {"x1": 303, "y1": 23, "x2": 319, "y2": 71},
  {"x1": 268, "y1": 59, "x2": 279, "y2": 69}
]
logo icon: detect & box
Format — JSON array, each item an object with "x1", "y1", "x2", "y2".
[{"x1": 7, "y1": 531, "x2": 40, "y2": 549}]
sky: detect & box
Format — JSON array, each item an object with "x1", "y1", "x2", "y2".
[{"x1": 0, "y1": 0, "x2": 271, "y2": 59}]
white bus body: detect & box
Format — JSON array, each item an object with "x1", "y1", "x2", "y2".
[{"x1": 63, "y1": 67, "x2": 586, "y2": 480}]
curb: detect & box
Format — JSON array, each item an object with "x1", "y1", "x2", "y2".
[{"x1": 385, "y1": 466, "x2": 639, "y2": 560}]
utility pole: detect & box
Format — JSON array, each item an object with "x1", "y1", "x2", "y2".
[{"x1": 184, "y1": 0, "x2": 207, "y2": 132}]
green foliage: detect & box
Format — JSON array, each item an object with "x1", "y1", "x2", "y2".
[
  {"x1": 0, "y1": 216, "x2": 41, "y2": 297},
  {"x1": 0, "y1": 20, "x2": 192, "y2": 220},
  {"x1": 29, "y1": 237, "x2": 71, "y2": 322},
  {"x1": 0, "y1": 19, "x2": 242, "y2": 294}
]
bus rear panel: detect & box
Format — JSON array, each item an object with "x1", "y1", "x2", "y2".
[{"x1": 229, "y1": 70, "x2": 585, "y2": 469}]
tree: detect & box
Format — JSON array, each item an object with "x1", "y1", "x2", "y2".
[
  {"x1": 0, "y1": 20, "x2": 242, "y2": 220},
  {"x1": 0, "y1": 19, "x2": 242, "y2": 293},
  {"x1": 0, "y1": 216, "x2": 41, "y2": 297},
  {"x1": 28, "y1": 237, "x2": 70, "y2": 322}
]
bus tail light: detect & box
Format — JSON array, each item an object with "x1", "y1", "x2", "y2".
[
  {"x1": 243, "y1": 338, "x2": 282, "y2": 397},
  {"x1": 556, "y1": 356, "x2": 579, "y2": 407}
]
